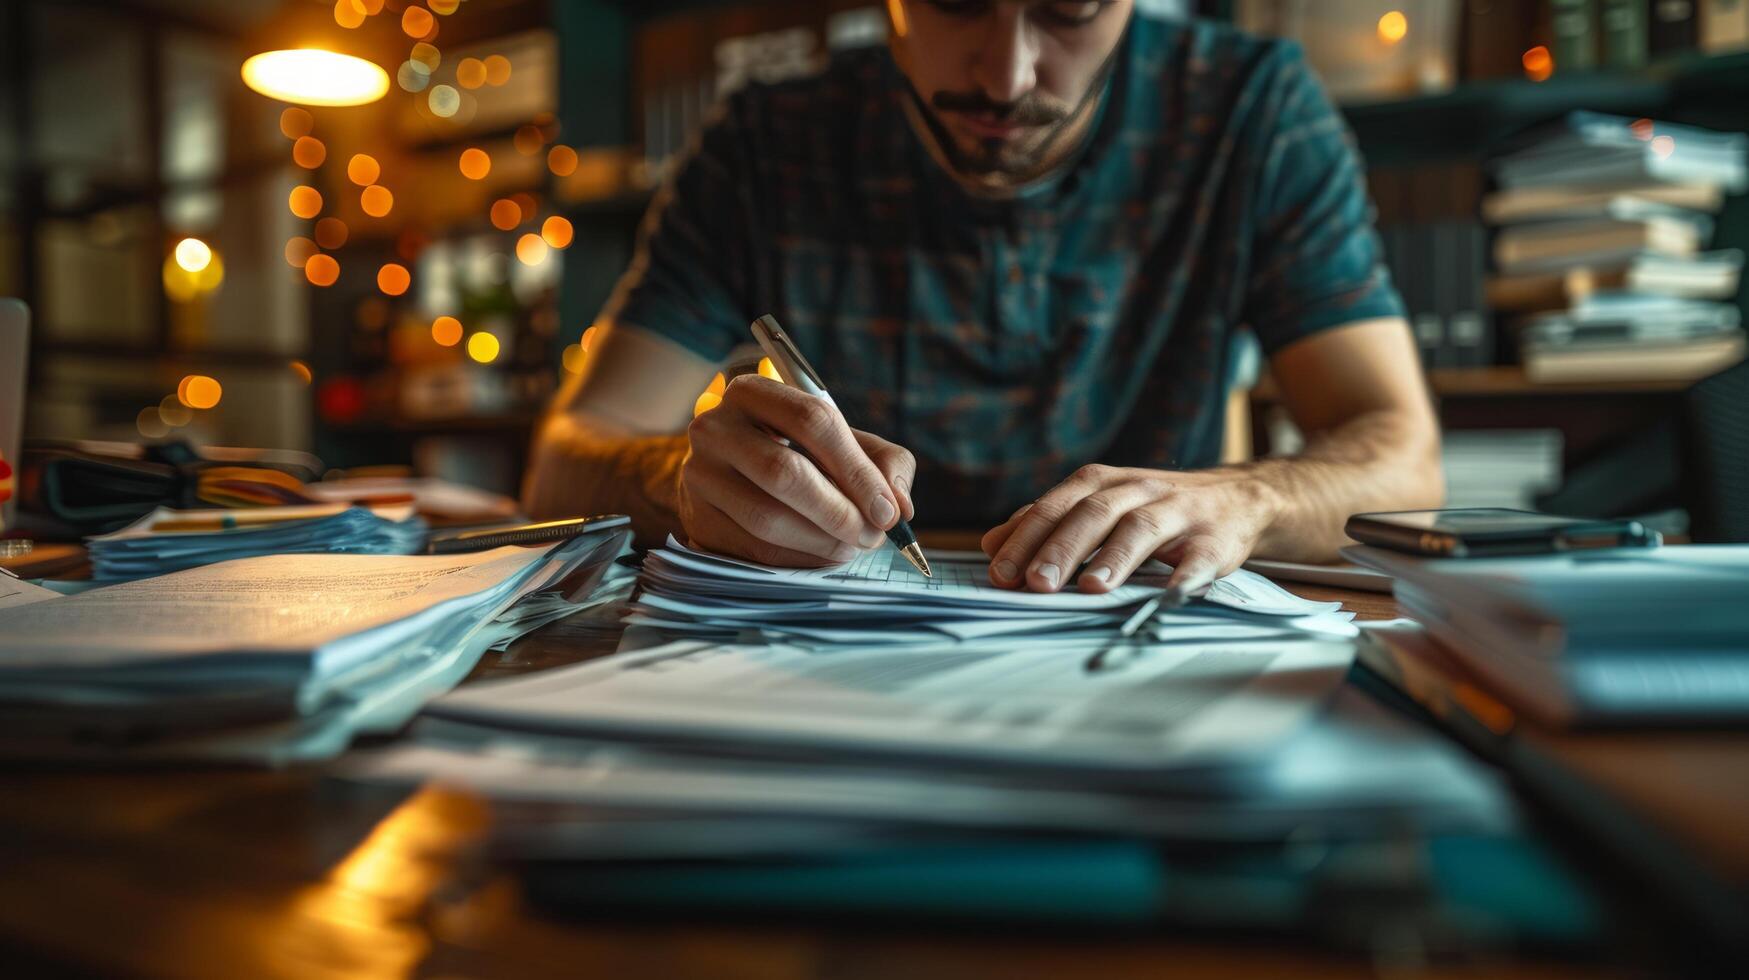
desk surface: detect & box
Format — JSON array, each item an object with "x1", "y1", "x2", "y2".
[{"x1": 0, "y1": 562, "x2": 1610, "y2": 980}]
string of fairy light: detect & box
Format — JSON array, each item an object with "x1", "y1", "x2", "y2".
[{"x1": 143, "y1": 1, "x2": 599, "y2": 437}]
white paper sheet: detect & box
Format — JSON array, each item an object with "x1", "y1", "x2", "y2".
[
  {"x1": 0, "y1": 572, "x2": 59, "y2": 610},
  {"x1": 0, "y1": 546, "x2": 550, "y2": 670},
  {"x1": 428, "y1": 632, "x2": 1357, "y2": 771}
]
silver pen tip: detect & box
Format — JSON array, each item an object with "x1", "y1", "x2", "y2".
[{"x1": 900, "y1": 542, "x2": 932, "y2": 578}]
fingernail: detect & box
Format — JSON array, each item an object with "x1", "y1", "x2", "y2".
[
  {"x1": 859, "y1": 526, "x2": 883, "y2": 549},
  {"x1": 1036, "y1": 563, "x2": 1060, "y2": 590},
  {"x1": 831, "y1": 543, "x2": 857, "y2": 562},
  {"x1": 993, "y1": 559, "x2": 1018, "y2": 583},
  {"x1": 870, "y1": 496, "x2": 896, "y2": 528},
  {"x1": 1083, "y1": 566, "x2": 1112, "y2": 586}
]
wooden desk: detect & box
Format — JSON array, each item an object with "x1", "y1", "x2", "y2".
[{"x1": 0, "y1": 576, "x2": 1598, "y2": 980}]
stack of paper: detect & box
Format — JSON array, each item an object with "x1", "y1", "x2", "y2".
[
  {"x1": 0, "y1": 528, "x2": 632, "y2": 764},
  {"x1": 347, "y1": 624, "x2": 1509, "y2": 844},
  {"x1": 1347, "y1": 543, "x2": 1749, "y2": 727},
  {"x1": 87, "y1": 504, "x2": 427, "y2": 581},
  {"x1": 632, "y1": 537, "x2": 1355, "y2": 646}
]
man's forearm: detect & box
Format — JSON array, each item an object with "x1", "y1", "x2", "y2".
[
  {"x1": 521, "y1": 413, "x2": 689, "y2": 545},
  {"x1": 1237, "y1": 409, "x2": 1444, "y2": 562}
]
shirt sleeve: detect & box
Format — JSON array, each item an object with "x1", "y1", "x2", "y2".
[
  {"x1": 595, "y1": 97, "x2": 759, "y2": 363},
  {"x1": 1241, "y1": 45, "x2": 1404, "y2": 355}
]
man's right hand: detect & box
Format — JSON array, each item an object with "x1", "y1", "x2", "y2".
[{"x1": 677, "y1": 376, "x2": 916, "y2": 567}]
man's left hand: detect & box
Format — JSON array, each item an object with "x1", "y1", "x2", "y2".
[{"x1": 979, "y1": 464, "x2": 1281, "y2": 597}]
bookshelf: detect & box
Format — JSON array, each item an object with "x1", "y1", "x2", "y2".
[{"x1": 1342, "y1": 49, "x2": 1749, "y2": 165}]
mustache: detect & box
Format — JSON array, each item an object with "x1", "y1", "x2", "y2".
[{"x1": 929, "y1": 90, "x2": 1068, "y2": 128}]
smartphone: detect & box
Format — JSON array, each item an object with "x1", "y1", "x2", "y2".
[{"x1": 1345, "y1": 508, "x2": 1659, "y2": 558}]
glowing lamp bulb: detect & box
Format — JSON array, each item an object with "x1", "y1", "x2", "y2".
[
  {"x1": 242, "y1": 49, "x2": 390, "y2": 107},
  {"x1": 174, "y1": 238, "x2": 213, "y2": 273},
  {"x1": 1377, "y1": 11, "x2": 1408, "y2": 44}
]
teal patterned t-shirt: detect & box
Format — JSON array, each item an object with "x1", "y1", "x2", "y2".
[{"x1": 601, "y1": 14, "x2": 1403, "y2": 526}]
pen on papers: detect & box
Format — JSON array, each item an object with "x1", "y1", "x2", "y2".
[
  {"x1": 1084, "y1": 593, "x2": 1165, "y2": 674},
  {"x1": 426, "y1": 514, "x2": 631, "y2": 554},
  {"x1": 750, "y1": 314, "x2": 932, "y2": 578}
]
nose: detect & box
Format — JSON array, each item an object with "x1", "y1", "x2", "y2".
[{"x1": 972, "y1": 7, "x2": 1037, "y2": 106}]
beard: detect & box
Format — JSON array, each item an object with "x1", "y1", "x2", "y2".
[{"x1": 907, "y1": 42, "x2": 1123, "y2": 180}]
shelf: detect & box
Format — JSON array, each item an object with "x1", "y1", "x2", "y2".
[{"x1": 1338, "y1": 49, "x2": 1749, "y2": 164}]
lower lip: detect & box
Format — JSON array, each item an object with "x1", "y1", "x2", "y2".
[{"x1": 953, "y1": 114, "x2": 1027, "y2": 139}]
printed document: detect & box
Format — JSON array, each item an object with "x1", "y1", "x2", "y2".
[{"x1": 428, "y1": 632, "x2": 1357, "y2": 771}]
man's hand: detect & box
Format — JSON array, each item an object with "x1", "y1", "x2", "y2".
[
  {"x1": 678, "y1": 376, "x2": 916, "y2": 567},
  {"x1": 980, "y1": 464, "x2": 1282, "y2": 597}
]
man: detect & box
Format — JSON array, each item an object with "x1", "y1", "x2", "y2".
[{"x1": 524, "y1": 0, "x2": 1442, "y2": 597}]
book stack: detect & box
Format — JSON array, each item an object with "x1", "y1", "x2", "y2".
[{"x1": 1484, "y1": 111, "x2": 1747, "y2": 383}]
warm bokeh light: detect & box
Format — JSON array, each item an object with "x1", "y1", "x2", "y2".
[
  {"x1": 1523, "y1": 46, "x2": 1553, "y2": 81},
  {"x1": 398, "y1": 61, "x2": 431, "y2": 93},
  {"x1": 490, "y1": 198, "x2": 521, "y2": 230},
  {"x1": 547, "y1": 144, "x2": 578, "y2": 177},
  {"x1": 401, "y1": 5, "x2": 434, "y2": 39},
  {"x1": 314, "y1": 217, "x2": 349, "y2": 249},
  {"x1": 514, "y1": 124, "x2": 544, "y2": 156},
  {"x1": 179, "y1": 375, "x2": 223, "y2": 410},
  {"x1": 360, "y1": 0, "x2": 383, "y2": 13},
  {"x1": 430, "y1": 0, "x2": 460, "y2": 14},
  {"x1": 361, "y1": 184, "x2": 394, "y2": 217},
  {"x1": 347, "y1": 153, "x2": 381, "y2": 185},
  {"x1": 292, "y1": 135, "x2": 327, "y2": 168},
  {"x1": 466, "y1": 331, "x2": 500, "y2": 363},
  {"x1": 377, "y1": 262, "x2": 411, "y2": 296},
  {"x1": 289, "y1": 185, "x2": 323, "y2": 219},
  {"x1": 305, "y1": 253, "x2": 340, "y2": 287},
  {"x1": 758, "y1": 357, "x2": 781, "y2": 381},
  {"x1": 582, "y1": 324, "x2": 600, "y2": 350},
  {"x1": 515, "y1": 233, "x2": 548, "y2": 265},
  {"x1": 410, "y1": 42, "x2": 441, "y2": 72},
  {"x1": 707, "y1": 372, "x2": 726, "y2": 395},
  {"x1": 158, "y1": 394, "x2": 193, "y2": 428},
  {"x1": 456, "y1": 57, "x2": 486, "y2": 90},
  {"x1": 174, "y1": 237, "x2": 213, "y2": 273},
  {"x1": 1377, "y1": 11, "x2": 1408, "y2": 44},
  {"x1": 694, "y1": 391, "x2": 722, "y2": 417},
  {"x1": 279, "y1": 107, "x2": 314, "y2": 139},
  {"x1": 1652, "y1": 134, "x2": 1676, "y2": 158},
  {"x1": 431, "y1": 316, "x2": 463, "y2": 346},
  {"x1": 459, "y1": 147, "x2": 491, "y2": 180},
  {"x1": 1632, "y1": 118, "x2": 1656, "y2": 140},
  {"x1": 242, "y1": 49, "x2": 390, "y2": 107},
  {"x1": 540, "y1": 215, "x2": 574, "y2": 249},
  {"x1": 290, "y1": 360, "x2": 314, "y2": 385},
  {"x1": 137, "y1": 407, "x2": 170, "y2": 439},
  {"x1": 284, "y1": 236, "x2": 319, "y2": 268},
  {"x1": 561, "y1": 343, "x2": 586, "y2": 373},
  {"x1": 334, "y1": 0, "x2": 365, "y2": 29},
  {"x1": 428, "y1": 84, "x2": 461, "y2": 117},
  {"x1": 484, "y1": 55, "x2": 512, "y2": 86},
  {"x1": 887, "y1": 0, "x2": 909, "y2": 38},
  {"x1": 511, "y1": 192, "x2": 539, "y2": 218},
  {"x1": 163, "y1": 250, "x2": 223, "y2": 300}
]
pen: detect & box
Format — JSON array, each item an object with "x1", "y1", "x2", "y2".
[{"x1": 750, "y1": 314, "x2": 932, "y2": 578}]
